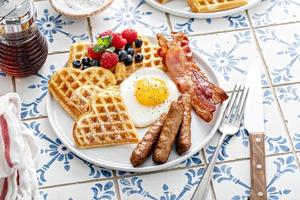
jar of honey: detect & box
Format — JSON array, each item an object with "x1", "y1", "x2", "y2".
[{"x1": 0, "y1": 0, "x2": 48, "y2": 77}]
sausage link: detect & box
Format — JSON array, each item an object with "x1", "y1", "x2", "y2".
[
  {"x1": 130, "y1": 113, "x2": 167, "y2": 167},
  {"x1": 153, "y1": 101, "x2": 184, "y2": 164}
]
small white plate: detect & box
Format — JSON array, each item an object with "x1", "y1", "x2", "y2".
[
  {"x1": 145, "y1": 0, "x2": 261, "y2": 19},
  {"x1": 47, "y1": 36, "x2": 225, "y2": 172}
]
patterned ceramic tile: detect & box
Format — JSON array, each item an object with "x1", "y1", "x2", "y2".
[
  {"x1": 89, "y1": 0, "x2": 170, "y2": 39},
  {"x1": 15, "y1": 53, "x2": 67, "y2": 119},
  {"x1": 255, "y1": 24, "x2": 300, "y2": 85},
  {"x1": 170, "y1": 13, "x2": 250, "y2": 35},
  {"x1": 190, "y1": 30, "x2": 269, "y2": 91},
  {"x1": 212, "y1": 154, "x2": 300, "y2": 200},
  {"x1": 203, "y1": 88, "x2": 291, "y2": 163},
  {"x1": 248, "y1": 0, "x2": 300, "y2": 27},
  {"x1": 118, "y1": 167, "x2": 214, "y2": 200},
  {"x1": 35, "y1": 1, "x2": 90, "y2": 53},
  {"x1": 275, "y1": 84, "x2": 300, "y2": 151},
  {"x1": 0, "y1": 70, "x2": 13, "y2": 96},
  {"x1": 23, "y1": 118, "x2": 113, "y2": 187},
  {"x1": 40, "y1": 180, "x2": 117, "y2": 200}
]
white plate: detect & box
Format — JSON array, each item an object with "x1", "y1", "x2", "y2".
[
  {"x1": 145, "y1": 0, "x2": 261, "y2": 19},
  {"x1": 47, "y1": 37, "x2": 225, "y2": 172}
]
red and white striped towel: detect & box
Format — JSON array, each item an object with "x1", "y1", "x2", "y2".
[{"x1": 0, "y1": 93, "x2": 39, "y2": 200}]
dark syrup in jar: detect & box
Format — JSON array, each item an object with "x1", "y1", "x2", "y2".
[{"x1": 0, "y1": 23, "x2": 48, "y2": 77}]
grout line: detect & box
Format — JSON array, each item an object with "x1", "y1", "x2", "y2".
[
  {"x1": 87, "y1": 17, "x2": 94, "y2": 43},
  {"x1": 252, "y1": 20, "x2": 300, "y2": 30},
  {"x1": 12, "y1": 77, "x2": 16, "y2": 92},
  {"x1": 165, "y1": 13, "x2": 173, "y2": 32},
  {"x1": 273, "y1": 81, "x2": 300, "y2": 88},
  {"x1": 112, "y1": 171, "x2": 122, "y2": 200},
  {"x1": 188, "y1": 27, "x2": 251, "y2": 37}
]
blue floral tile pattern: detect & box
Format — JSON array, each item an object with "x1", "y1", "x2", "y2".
[
  {"x1": 255, "y1": 24, "x2": 300, "y2": 85},
  {"x1": 248, "y1": 0, "x2": 300, "y2": 27},
  {"x1": 0, "y1": 70, "x2": 13, "y2": 96},
  {"x1": 275, "y1": 84, "x2": 300, "y2": 151},
  {"x1": 24, "y1": 118, "x2": 112, "y2": 187},
  {"x1": 40, "y1": 180, "x2": 117, "y2": 200},
  {"x1": 204, "y1": 88, "x2": 291, "y2": 162},
  {"x1": 212, "y1": 154, "x2": 300, "y2": 200},
  {"x1": 15, "y1": 53, "x2": 68, "y2": 119},
  {"x1": 190, "y1": 30, "x2": 269, "y2": 91},
  {"x1": 170, "y1": 13, "x2": 250, "y2": 35},
  {"x1": 35, "y1": 1, "x2": 90, "y2": 53},
  {"x1": 90, "y1": 0, "x2": 170, "y2": 38},
  {"x1": 118, "y1": 167, "x2": 214, "y2": 200}
]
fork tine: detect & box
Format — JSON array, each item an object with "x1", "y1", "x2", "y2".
[
  {"x1": 222, "y1": 84, "x2": 237, "y2": 120},
  {"x1": 226, "y1": 85, "x2": 242, "y2": 121},
  {"x1": 234, "y1": 86, "x2": 246, "y2": 121},
  {"x1": 237, "y1": 88, "x2": 249, "y2": 121}
]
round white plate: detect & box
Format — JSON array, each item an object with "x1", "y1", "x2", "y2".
[
  {"x1": 47, "y1": 37, "x2": 225, "y2": 172},
  {"x1": 145, "y1": 0, "x2": 261, "y2": 19}
]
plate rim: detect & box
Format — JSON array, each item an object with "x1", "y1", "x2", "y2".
[
  {"x1": 145, "y1": 0, "x2": 261, "y2": 19},
  {"x1": 46, "y1": 36, "x2": 226, "y2": 172}
]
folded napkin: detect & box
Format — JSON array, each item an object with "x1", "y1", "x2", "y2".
[{"x1": 0, "y1": 93, "x2": 39, "y2": 200}]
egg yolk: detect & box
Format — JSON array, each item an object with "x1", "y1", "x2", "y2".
[{"x1": 135, "y1": 78, "x2": 169, "y2": 106}]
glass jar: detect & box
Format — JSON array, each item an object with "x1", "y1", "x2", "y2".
[{"x1": 0, "y1": 0, "x2": 48, "y2": 77}]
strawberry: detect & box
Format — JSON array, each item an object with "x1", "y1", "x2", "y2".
[
  {"x1": 100, "y1": 52, "x2": 119, "y2": 69},
  {"x1": 111, "y1": 33, "x2": 127, "y2": 49},
  {"x1": 98, "y1": 30, "x2": 114, "y2": 38},
  {"x1": 87, "y1": 46, "x2": 103, "y2": 60},
  {"x1": 121, "y1": 28, "x2": 138, "y2": 43}
]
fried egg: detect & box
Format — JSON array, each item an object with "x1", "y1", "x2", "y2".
[{"x1": 120, "y1": 68, "x2": 179, "y2": 128}]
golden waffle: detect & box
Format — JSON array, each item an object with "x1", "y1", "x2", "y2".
[
  {"x1": 48, "y1": 67, "x2": 116, "y2": 120},
  {"x1": 67, "y1": 42, "x2": 90, "y2": 68},
  {"x1": 73, "y1": 87, "x2": 139, "y2": 148},
  {"x1": 115, "y1": 37, "x2": 165, "y2": 82},
  {"x1": 187, "y1": 0, "x2": 248, "y2": 13}
]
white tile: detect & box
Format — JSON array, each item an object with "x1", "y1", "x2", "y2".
[
  {"x1": 90, "y1": 0, "x2": 170, "y2": 39},
  {"x1": 255, "y1": 24, "x2": 300, "y2": 85},
  {"x1": 248, "y1": 0, "x2": 300, "y2": 27},
  {"x1": 24, "y1": 118, "x2": 113, "y2": 187},
  {"x1": 15, "y1": 53, "x2": 68, "y2": 119},
  {"x1": 275, "y1": 84, "x2": 300, "y2": 151},
  {"x1": 35, "y1": 1, "x2": 90, "y2": 53},
  {"x1": 170, "y1": 13, "x2": 250, "y2": 35},
  {"x1": 0, "y1": 70, "x2": 13, "y2": 96},
  {"x1": 40, "y1": 180, "x2": 117, "y2": 200},
  {"x1": 118, "y1": 167, "x2": 214, "y2": 200},
  {"x1": 204, "y1": 88, "x2": 291, "y2": 162},
  {"x1": 212, "y1": 154, "x2": 300, "y2": 200},
  {"x1": 190, "y1": 30, "x2": 270, "y2": 91}
]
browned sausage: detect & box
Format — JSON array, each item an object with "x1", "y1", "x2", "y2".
[
  {"x1": 130, "y1": 113, "x2": 167, "y2": 167},
  {"x1": 176, "y1": 93, "x2": 192, "y2": 155},
  {"x1": 153, "y1": 101, "x2": 184, "y2": 164}
]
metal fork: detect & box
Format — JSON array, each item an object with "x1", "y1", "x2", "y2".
[{"x1": 191, "y1": 84, "x2": 249, "y2": 200}]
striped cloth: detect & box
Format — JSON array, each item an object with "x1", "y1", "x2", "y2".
[{"x1": 0, "y1": 93, "x2": 39, "y2": 200}]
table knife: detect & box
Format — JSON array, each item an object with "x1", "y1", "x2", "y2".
[{"x1": 244, "y1": 64, "x2": 267, "y2": 200}]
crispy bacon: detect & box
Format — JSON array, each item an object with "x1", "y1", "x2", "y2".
[{"x1": 156, "y1": 32, "x2": 228, "y2": 122}]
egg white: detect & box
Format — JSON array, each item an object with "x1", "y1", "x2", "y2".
[{"x1": 120, "y1": 68, "x2": 179, "y2": 128}]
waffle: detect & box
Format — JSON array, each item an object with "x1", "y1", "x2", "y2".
[
  {"x1": 187, "y1": 0, "x2": 248, "y2": 13},
  {"x1": 73, "y1": 87, "x2": 139, "y2": 148},
  {"x1": 67, "y1": 42, "x2": 90, "y2": 68},
  {"x1": 48, "y1": 67, "x2": 116, "y2": 120}
]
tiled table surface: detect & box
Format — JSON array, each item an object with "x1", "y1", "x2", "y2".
[{"x1": 1, "y1": 0, "x2": 300, "y2": 199}]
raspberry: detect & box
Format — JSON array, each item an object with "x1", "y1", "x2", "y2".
[
  {"x1": 100, "y1": 52, "x2": 119, "y2": 69},
  {"x1": 112, "y1": 34, "x2": 127, "y2": 49},
  {"x1": 87, "y1": 46, "x2": 103, "y2": 60},
  {"x1": 98, "y1": 30, "x2": 114, "y2": 38},
  {"x1": 122, "y1": 28, "x2": 138, "y2": 43}
]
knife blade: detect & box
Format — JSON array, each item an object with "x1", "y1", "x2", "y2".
[{"x1": 244, "y1": 64, "x2": 267, "y2": 200}]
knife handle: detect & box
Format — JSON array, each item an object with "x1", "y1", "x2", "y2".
[{"x1": 249, "y1": 133, "x2": 267, "y2": 200}]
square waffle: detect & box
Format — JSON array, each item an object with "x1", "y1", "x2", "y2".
[
  {"x1": 73, "y1": 87, "x2": 139, "y2": 148},
  {"x1": 48, "y1": 67, "x2": 116, "y2": 120},
  {"x1": 187, "y1": 0, "x2": 248, "y2": 13}
]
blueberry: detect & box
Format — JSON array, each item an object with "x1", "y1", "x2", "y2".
[
  {"x1": 118, "y1": 50, "x2": 128, "y2": 62},
  {"x1": 91, "y1": 59, "x2": 100, "y2": 66},
  {"x1": 135, "y1": 39, "x2": 143, "y2": 48},
  {"x1": 125, "y1": 43, "x2": 131, "y2": 51},
  {"x1": 135, "y1": 53, "x2": 144, "y2": 63},
  {"x1": 126, "y1": 47, "x2": 134, "y2": 56},
  {"x1": 72, "y1": 60, "x2": 81, "y2": 68},
  {"x1": 82, "y1": 65, "x2": 92, "y2": 70},
  {"x1": 81, "y1": 57, "x2": 91, "y2": 66},
  {"x1": 124, "y1": 55, "x2": 133, "y2": 66}
]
